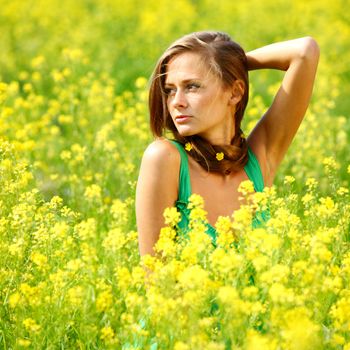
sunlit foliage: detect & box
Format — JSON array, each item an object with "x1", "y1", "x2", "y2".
[{"x1": 0, "y1": 0, "x2": 349, "y2": 348}]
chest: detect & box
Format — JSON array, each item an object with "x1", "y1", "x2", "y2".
[{"x1": 188, "y1": 158, "x2": 250, "y2": 227}]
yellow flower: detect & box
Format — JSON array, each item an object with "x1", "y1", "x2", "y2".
[
  {"x1": 51, "y1": 222, "x2": 69, "y2": 240},
  {"x1": 185, "y1": 142, "x2": 192, "y2": 151},
  {"x1": 216, "y1": 152, "x2": 224, "y2": 161},
  {"x1": 18, "y1": 71, "x2": 29, "y2": 81},
  {"x1": 242, "y1": 286, "x2": 259, "y2": 300},
  {"x1": 146, "y1": 287, "x2": 175, "y2": 319},
  {"x1": 100, "y1": 326, "x2": 115, "y2": 342},
  {"x1": 311, "y1": 241, "x2": 332, "y2": 263},
  {"x1": 17, "y1": 339, "x2": 31, "y2": 347},
  {"x1": 188, "y1": 193, "x2": 205, "y2": 210},
  {"x1": 9, "y1": 292, "x2": 21, "y2": 308},
  {"x1": 140, "y1": 254, "x2": 156, "y2": 271},
  {"x1": 210, "y1": 248, "x2": 242, "y2": 275},
  {"x1": 48, "y1": 195, "x2": 63, "y2": 209},
  {"x1": 67, "y1": 286, "x2": 84, "y2": 307},
  {"x1": 188, "y1": 227, "x2": 212, "y2": 253},
  {"x1": 58, "y1": 114, "x2": 73, "y2": 124},
  {"x1": 66, "y1": 258, "x2": 84, "y2": 272},
  {"x1": 125, "y1": 293, "x2": 144, "y2": 312},
  {"x1": 323, "y1": 156, "x2": 339, "y2": 170},
  {"x1": 215, "y1": 216, "x2": 235, "y2": 248},
  {"x1": 238, "y1": 180, "x2": 255, "y2": 196},
  {"x1": 30, "y1": 252, "x2": 48, "y2": 269},
  {"x1": 23, "y1": 83, "x2": 32, "y2": 93},
  {"x1": 62, "y1": 67, "x2": 71, "y2": 77},
  {"x1": 60, "y1": 150, "x2": 71, "y2": 161},
  {"x1": 232, "y1": 205, "x2": 253, "y2": 231},
  {"x1": 252, "y1": 191, "x2": 268, "y2": 210},
  {"x1": 163, "y1": 207, "x2": 181, "y2": 226},
  {"x1": 178, "y1": 265, "x2": 210, "y2": 289},
  {"x1": 246, "y1": 329, "x2": 277, "y2": 350},
  {"x1": 23, "y1": 318, "x2": 41, "y2": 333},
  {"x1": 251, "y1": 255, "x2": 270, "y2": 272},
  {"x1": 174, "y1": 341, "x2": 190, "y2": 350},
  {"x1": 74, "y1": 218, "x2": 96, "y2": 241},
  {"x1": 181, "y1": 244, "x2": 198, "y2": 265},
  {"x1": 316, "y1": 196, "x2": 337, "y2": 218},
  {"x1": 269, "y1": 283, "x2": 295, "y2": 304},
  {"x1": 281, "y1": 308, "x2": 321, "y2": 350},
  {"x1": 332, "y1": 334, "x2": 346, "y2": 346},
  {"x1": 32, "y1": 71, "x2": 42, "y2": 82},
  {"x1": 306, "y1": 177, "x2": 318, "y2": 190},
  {"x1": 330, "y1": 295, "x2": 350, "y2": 331},
  {"x1": 154, "y1": 227, "x2": 177, "y2": 257},
  {"x1": 217, "y1": 286, "x2": 239, "y2": 306},
  {"x1": 260, "y1": 264, "x2": 290, "y2": 284},
  {"x1": 284, "y1": 175, "x2": 295, "y2": 185},
  {"x1": 102, "y1": 228, "x2": 126, "y2": 252},
  {"x1": 135, "y1": 76, "x2": 148, "y2": 89},
  {"x1": 62, "y1": 48, "x2": 84, "y2": 61},
  {"x1": 131, "y1": 266, "x2": 146, "y2": 287},
  {"x1": 96, "y1": 288, "x2": 113, "y2": 312},
  {"x1": 84, "y1": 184, "x2": 102, "y2": 201},
  {"x1": 337, "y1": 187, "x2": 349, "y2": 196},
  {"x1": 302, "y1": 193, "x2": 313, "y2": 205},
  {"x1": 115, "y1": 267, "x2": 132, "y2": 291},
  {"x1": 110, "y1": 199, "x2": 129, "y2": 225},
  {"x1": 70, "y1": 143, "x2": 86, "y2": 162},
  {"x1": 51, "y1": 69, "x2": 64, "y2": 82}
]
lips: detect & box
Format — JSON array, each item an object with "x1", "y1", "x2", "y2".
[{"x1": 175, "y1": 115, "x2": 191, "y2": 124}]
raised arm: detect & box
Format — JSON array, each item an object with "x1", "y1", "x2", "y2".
[
  {"x1": 246, "y1": 36, "x2": 320, "y2": 186},
  {"x1": 135, "y1": 139, "x2": 180, "y2": 257}
]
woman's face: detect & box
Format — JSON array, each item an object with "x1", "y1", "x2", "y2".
[{"x1": 164, "y1": 52, "x2": 236, "y2": 144}]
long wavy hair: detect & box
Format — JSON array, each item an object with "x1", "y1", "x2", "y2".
[{"x1": 149, "y1": 31, "x2": 249, "y2": 175}]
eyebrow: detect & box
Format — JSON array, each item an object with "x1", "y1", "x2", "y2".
[{"x1": 164, "y1": 78, "x2": 201, "y2": 86}]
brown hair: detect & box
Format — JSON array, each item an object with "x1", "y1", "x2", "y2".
[{"x1": 149, "y1": 30, "x2": 249, "y2": 175}]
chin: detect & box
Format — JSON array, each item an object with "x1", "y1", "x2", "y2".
[{"x1": 177, "y1": 127, "x2": 197, "y2": 137}]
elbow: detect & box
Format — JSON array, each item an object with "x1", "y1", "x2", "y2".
[{"x1": 300, "y1": 37, "x2": 320, "y2": 61}]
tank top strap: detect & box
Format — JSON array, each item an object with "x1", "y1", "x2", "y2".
[
  {"x1": 244, "y1": 146, "x2": 265, "y2": 192},
  {"x1": 168, "y1": 139, "x2": 192, "y2": 202}
]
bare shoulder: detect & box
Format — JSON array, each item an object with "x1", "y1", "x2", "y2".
[
  {"x1": 138, "y1": 137, "x2": 181, "y2": 196},
  {"x1": 142, "y1": 137, "x2": 180, "y2": 171},
  {"x1": 136, "y1": 137, "x2": 181, "y2": 256}
]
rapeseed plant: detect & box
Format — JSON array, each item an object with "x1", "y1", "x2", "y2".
[
  {"x1": 1, "y1": 114, "x2": 349, "y2": 348},
  {"x1": 0, "y1": 1, "x2": 350, "y2": 348}
]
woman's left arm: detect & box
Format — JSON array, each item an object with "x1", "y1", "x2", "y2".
[{"x1": 246, "y1": 37, "x2": 320, "y2": 186}]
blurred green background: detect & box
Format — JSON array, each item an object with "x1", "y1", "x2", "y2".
[
  {"x1": 0, "y1": 0, "x2": 349, "y2": 213},
  {"x1": 1, "y1": 2, "x2": 349, "y2": 348},
  {"x1": 1, "y1": 0, "x2": 349, "y2": 110}
]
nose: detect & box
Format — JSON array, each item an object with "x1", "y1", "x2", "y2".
[{"x1": 171, "y1": 89, "x2": 188, "y2": 109}]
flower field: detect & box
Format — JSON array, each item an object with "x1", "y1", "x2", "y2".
[{"x1": 0, "y1": 0, "x2": 350, "y2": 349}]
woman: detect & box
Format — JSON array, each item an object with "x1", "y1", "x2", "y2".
[{"x1": 136, "y1": 31, "x2": 320, "y2": 257}]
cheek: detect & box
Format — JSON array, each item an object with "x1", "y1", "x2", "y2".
[
  {"x1": 166, "y1": 99, "x2": 172, "y2": 113},
  {"x1": 201, "y1": 98, "x2": 223, "y2": 113},
  {"x1": 190, "y1": 95, "x2": 206, "y2": 109}
]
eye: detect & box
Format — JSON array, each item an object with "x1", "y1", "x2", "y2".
[
  {"x1": 163, "y1": 87, "x2": 176, "y2": 96},
  {"x1": 187, "y1": 83, "x2": 200, "y2": 91}
]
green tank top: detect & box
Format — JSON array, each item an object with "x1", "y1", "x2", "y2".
[{"x1": 169, "y1": 139, "x2": 269, "y2": 246}]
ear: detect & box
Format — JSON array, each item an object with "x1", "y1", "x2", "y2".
[{"x1": 228, "y1": 79, "x2": 245, "y2": 105}]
